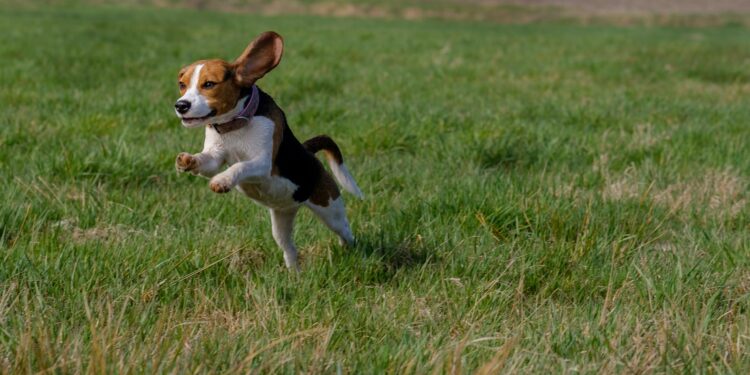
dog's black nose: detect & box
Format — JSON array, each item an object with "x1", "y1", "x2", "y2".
[{"x1": 174, "y1": 100, "x2": 191, "y2": 114}]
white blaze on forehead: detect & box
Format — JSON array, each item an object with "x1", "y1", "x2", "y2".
[
  {"x1": 188, "y1": 64, "x2": 204, "y2": 91},
  {"x1": 179, "y1": 63, "x2": 204, "y2": 103}
]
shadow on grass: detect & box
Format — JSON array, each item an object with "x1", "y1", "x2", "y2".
[
  {"x1": 473, "y1": 132, "x2": 542, "y2": 172},
  {"x1": 335, "y1": 231, "x2": 435, "y2": 284},
  {"x1": 685, "y1": 67, "x2": 750, "y2": 85}
]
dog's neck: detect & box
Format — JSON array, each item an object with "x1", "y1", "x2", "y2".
[{"x1": 210, "y1": 85, "x2": 260, "y2": 134}]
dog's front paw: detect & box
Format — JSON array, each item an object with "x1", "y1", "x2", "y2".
[
  {"x1": 209, "y1": 176, "x2": 235, "y2": 193},
  {"x1": 175, "y1": 152, "x2": 198, "y2": 173}
]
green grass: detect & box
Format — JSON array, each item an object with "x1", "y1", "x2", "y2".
[{"x1": 1, "y1": 3, "x2": 750, "y2": 373}]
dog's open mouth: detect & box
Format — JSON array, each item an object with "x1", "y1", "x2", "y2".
[{"x1": 181, "y1": 110, "x2": 217, "y2": 124}]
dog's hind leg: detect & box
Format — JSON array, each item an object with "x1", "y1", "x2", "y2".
[
  {"x1": 306, "y1": 198, "x2": 355, "y2": 247},
  {"x1": 270, "y1": 207, "x2": 300, "y2": 270}
]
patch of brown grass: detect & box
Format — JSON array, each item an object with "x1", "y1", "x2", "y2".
[
  {"x1": 53, "y1": 219, "x2": 143, "y2": 244},
  {"x1": 654, "y1": 169, "x2": 747, "y2": 218},
  {"x1": 600, "y1": 166, "x2": 747, "y2": 220},
  {"x1": 0, "y1": 285, "x2": 336, "y2": 374}
]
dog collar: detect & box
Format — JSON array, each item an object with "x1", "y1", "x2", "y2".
[{"x1": 210, "y1": 85, "x2": 259, "y2": 134}]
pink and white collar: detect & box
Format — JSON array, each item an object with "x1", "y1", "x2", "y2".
[{"x1": 210, "y1": 85, "x2": 259, "y2": 134}]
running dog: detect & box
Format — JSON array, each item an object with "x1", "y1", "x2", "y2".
[{"x1": 173, "y1": 31, "x2": 363, "y2": 269}]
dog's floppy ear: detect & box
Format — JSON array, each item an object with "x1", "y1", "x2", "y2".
[{"x1": 233, "y1": 31, "x2": 283, "y2": 87}]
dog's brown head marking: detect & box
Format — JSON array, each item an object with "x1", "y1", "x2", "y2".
[{"x1": 174, "y1": 32, "x2": 284, "y2": 128}]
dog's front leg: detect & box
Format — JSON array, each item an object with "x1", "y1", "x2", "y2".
[
  {"x1": 176, "y1": 129, "x2": 226, "y2": 178},
  {"x1": 175, "y1": 151, "x2": 224, "y2": 178},
  {"x1": 209, "y1": 158, "x2": 271, "y2": 193}
]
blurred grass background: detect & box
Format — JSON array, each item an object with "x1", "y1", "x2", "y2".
[{"x1": 6, "y1": 0, "x2": 750, "y2": 25}]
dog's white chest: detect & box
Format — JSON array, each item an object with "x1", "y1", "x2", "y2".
[
  {"x1": 208, "y1": 116, "x2": 273, "y2": 164},
  {"x1": 204, "y1": 116, "x2": 299, "y2": 209}
]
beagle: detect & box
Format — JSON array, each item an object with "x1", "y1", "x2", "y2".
[{"x1": 173, "y1": 31, "x2": 363, "y2": 269}]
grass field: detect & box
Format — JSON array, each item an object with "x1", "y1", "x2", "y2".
[{"x1": 1, "y1": 2, "x2": 750, "y2": 373}]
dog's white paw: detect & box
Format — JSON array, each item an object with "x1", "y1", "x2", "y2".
[
  {"x1": 209, "y1": 175, "x2": 235, "y2": 193},
  {"x1": 175, "y1": 152, "x2": 198, "y2": 173}
]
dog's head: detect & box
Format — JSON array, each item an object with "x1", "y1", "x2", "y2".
[{"x1": 174, "y1": 31, "x2": 283, "y2": 128}]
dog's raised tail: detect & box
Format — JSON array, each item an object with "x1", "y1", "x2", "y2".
[{"x1": 303, "y1": 135, "x2": 364, "y2": 199}]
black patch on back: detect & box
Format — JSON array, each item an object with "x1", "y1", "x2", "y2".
[{"x1": 254, "y1": 88, "x2": 324, "y2": 202}]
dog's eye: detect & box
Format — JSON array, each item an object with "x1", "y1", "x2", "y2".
[
  {"x1": 179, "y1": 82, "x2": 186, "y2": 90},
  {"x1": 202, "y1": 81, "x2": 216, "y2": 89}
]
